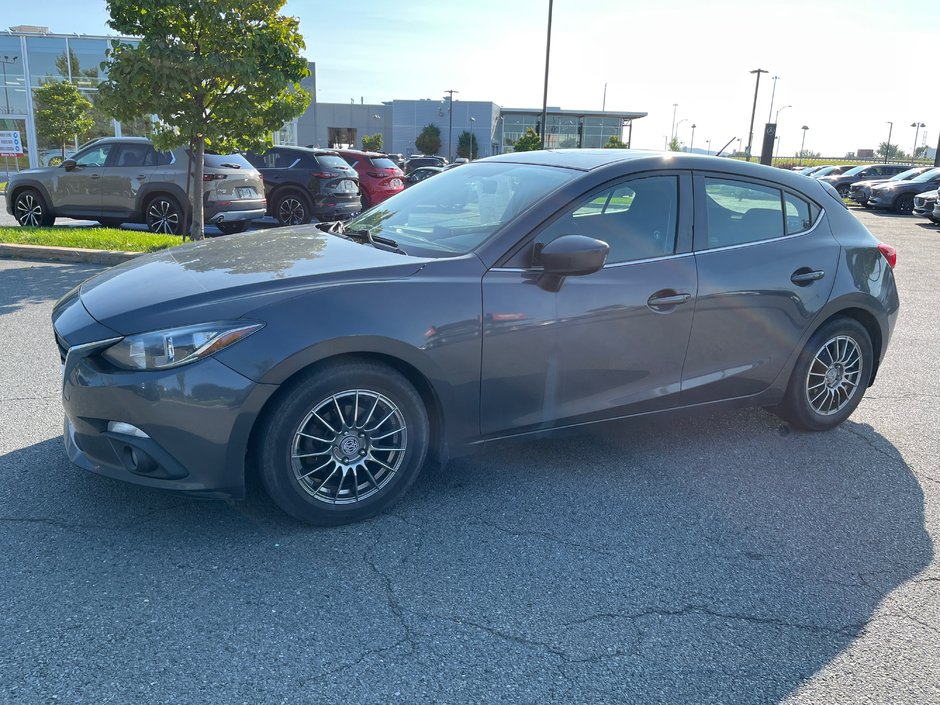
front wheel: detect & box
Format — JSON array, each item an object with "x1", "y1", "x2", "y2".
[
  {"x1": 894, "y1": 194, "x2": 915, "y2": 215},
  {"x1": 837, "y1": 184, "x2": 851, "y2": 198},
  {"x1": 257, "y1": 360, "x2": 430, "y2": 525},
  {"x1": 775, "y1": 318, "x2": 873, "y2": 431},
  {"x1": 14, "y1": 189, "x2": 55, "y2": 227}
]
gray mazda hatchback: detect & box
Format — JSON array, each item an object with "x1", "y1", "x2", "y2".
[{"x1": 52, "y1": 150, "x2": 899, "y2": 525}]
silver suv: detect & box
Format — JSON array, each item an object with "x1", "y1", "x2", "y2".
[{"x1": 5, "y1": 137, "x2": 265, "y2": 235}]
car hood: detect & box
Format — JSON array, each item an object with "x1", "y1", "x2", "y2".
[
  {"x1": 852, "y1": 179, "x2": 890, "y2": 188},
  {"x1": 872, "y1": 180, "x2": 926, "y2": 193},
  {"x1": 10, "y1": 166, "x2": 57, "y2": 180},
  {"x1": 79, "y1": 227, "x2": 432, "y2": 333}
]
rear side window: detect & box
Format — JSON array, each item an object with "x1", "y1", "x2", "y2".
[
  {"x1": 110, "y1": 143, "x2": 151, "y2": 168},
  {"x1": 143, "y1": 148, "x2": 174, "y2": 166},
  {"x1": 784, "y1": 192, "x2": 815, "y2": 234},
  {"x1": 203, "y1": 153, "x2": 254, "y2": 170},
  {"x1": 704, "y1": 178, "x2": 784, "y2": 248},
  {"x1": 369, "y1": 157, "x2": 398, "y2": 170},
  {"x1": 313, "y1": 154, "x2": 351, "y2": 170}
]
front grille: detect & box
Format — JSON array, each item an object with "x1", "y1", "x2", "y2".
[{"x1": 55, "y1": 332, "x2": 69, "y2": 363}]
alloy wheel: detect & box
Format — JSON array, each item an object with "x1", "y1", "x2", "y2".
[
  {"x1": 147, "y1": 198, "x2": 180, "y2": 234},
  {"x1": 15, "y1": 193, "x2": 43, "y2": 227},
  {"x1": 277, "y1": 197, "x2": 307, "y2": 225},
  {"x1": 804, "y1": 335, "x2": 863, "y2": 416},
  {"x1": 290, "y1": 389, "x2": 407, "y2": 504}
]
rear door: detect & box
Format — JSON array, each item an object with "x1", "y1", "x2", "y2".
[
  {"x1": 681, "y1": 173, "x2": 840, "y2": 403},
  {"x1": 99, "y1": 142, "x2": 153, "y2": 218}
]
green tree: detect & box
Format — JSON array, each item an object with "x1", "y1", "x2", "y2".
[
  {"x1": 98, "y1": 0, "x2": 310, "y2": 240},
  {"x1": 604, "y1": 134, "x2": 627, "y2": 149},
  {"x1": 876, "y1": 142, "x2": 909, "y2": 161},
  {"x1": 513, "y1": 127, "x2": 542, "y2": 153},
  {"x1": 362, "y1": 133, "x2": 383, "y2": 152},
  {"x1": 415, "y1": 123, "x2": 441, "y2": 155},
  {"x1": 33, "y1": 81, "x2": 94, "y2": 159},
  {"x1": 668, "y1": 137, "x2": 681, "y2": 152},
  {"x1": 796, "y1": 149, "x2": 821, "y2": 160},
  {"x1": 456, "y1": 130, "x2": 478, "y2": 159}
]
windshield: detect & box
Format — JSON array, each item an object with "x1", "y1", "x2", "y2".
[
  {"x1": 813, "y1": 167, "x2": 838, "y2": 177},
  {"x1": 344, "y1": 162, "x2": 578, "y2": 257},
  {"x1": 890, "y1": 168, "x2": 924, "y2": 181},
  {"x1": 911, "y1": 168, "x2": 940, "y2": 183},
  {"x1": 841, "y1": 165, "x2": 869, "y2": 177},
  {"x1": 369, "y1": 157, "x2": 400, "y2": 170},
  {"x1": 317, "y1": 154, "x2": 352, "y2": 170}
]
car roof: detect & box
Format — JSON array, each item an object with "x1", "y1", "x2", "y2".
[{"x1": 335, "y1": 149, "x2": 388, "y2": 158}]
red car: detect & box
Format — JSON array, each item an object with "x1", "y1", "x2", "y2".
[{"x1": 334, "y1": 149, "x2": 404, "y2": 208}]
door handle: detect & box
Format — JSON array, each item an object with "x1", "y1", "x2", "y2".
[
  {"x1": 790, "y1": 268, "x2": 825, "y2": 286},
  {"x1": 647, "y1": 291, "x2": 692, "y2": 310}
]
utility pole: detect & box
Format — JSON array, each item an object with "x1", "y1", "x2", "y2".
[
  {"x1": 884, "y1": 122, "x2": 893, "y2": 164},
  {"x1": 444, "y1": 89, "x2": 458, "y2": 161},
  {"x1": 671, "y1": 103, "x2": 678, "y2": 140},
  {"x1": 767, "y1": 75, "x2": 779, "y2": 123},
  {"x1": 746, "y1": 68, "x2": 768, "y2": 162},
  {"x1": 539, "y1": 0, "x2": 554, "y2": 149}
]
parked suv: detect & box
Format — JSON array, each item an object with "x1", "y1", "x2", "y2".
[
  {"x1": 404, "y1": 155, "x2": 448, "y2": 174},
  {"x1": 913, "y1": 189, "x2": 939, "y2": 223},
  {"x1": 868, "y1": 168, "x2": 940, "y2": 214},
  {"x1": 818, "y1": 163, "x2": 911, "y2": 197},
  {"x1": 849, "y1": 166, "x2": 932, "y2": 206},
  {"x1": 243, "y1": 146, "x2": 361, "y2": 225},
  {"x1": 5, "y1": 137, "x2": 265, "y2": 235},
  {"x1": 334, "y1": 149, "x2": 405, "y2": 208}
]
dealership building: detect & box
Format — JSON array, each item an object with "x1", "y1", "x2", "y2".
[{"x1": 1, "y1": 25, "x2": 647, "y2": 175}]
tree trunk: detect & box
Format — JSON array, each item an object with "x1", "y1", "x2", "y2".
[{"x1": 190, "y1": 138, "x2": 205, "y2": 241}]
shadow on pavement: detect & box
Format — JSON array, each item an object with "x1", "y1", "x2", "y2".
[
  {"x1": 0, "y1": 409, "x2": 931, "y2": 703},
  {"x1": 0, "y1": 261, "x2": 102, "y2": 317}
]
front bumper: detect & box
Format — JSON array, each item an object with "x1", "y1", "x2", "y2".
[{"x1": 60, "y1": 335, "x2": 278, "y2": 498}]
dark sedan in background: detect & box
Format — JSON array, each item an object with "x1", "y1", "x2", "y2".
[
  {"x1": 819, "y1": 163, "x2": 911, "y2": 197},
  {"x1": 849, "y1": 166, "x2": 932, "y2": 206},
  {"x1": 868, "y1": 167, "x2": 940, "y2": 214},
  {"x1": 53, "y1": 150, "x2": 899, "y2": 525}
]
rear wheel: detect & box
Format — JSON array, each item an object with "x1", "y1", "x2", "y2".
[
  {"x1": 274, "y1": 192, "x2": 311, "y2": 226},
  {"x1": 775, "y1": 318, "x2": 873, "y2": 431},
  {"x1": 13, "y1": 189, "x2": 55, "y2": 227},
  {"x1": 258, "y1": 359, "x2": 430, "y2": 525},
  {"x1": 894, "y1": 194, "x2": 915, "y2": 215},
  {"x1": 145, "y1": 195, "x2": 184, "y2": 235},
  {"x1": 216, "y1": 221, "x2": 248, "y2": 235}
]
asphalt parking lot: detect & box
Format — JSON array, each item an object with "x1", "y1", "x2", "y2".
[{"x1": 0, "y1": 208, "x2": 938, "y2": 704}]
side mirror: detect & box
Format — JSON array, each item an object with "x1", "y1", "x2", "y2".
[
  {"x1": 537, "y1": 234, "x2": 608, "y2": 276},
  {"x1": 62, "y1": 159, "x2": 77, "y2": 171}
]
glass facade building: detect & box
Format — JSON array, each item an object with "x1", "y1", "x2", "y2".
[
  {"x1": 1, "y1": 28, "x2": 147, "y2": 177},
  {"x1": 500, "y1": 110, "x2": 639, "y2": 151}
]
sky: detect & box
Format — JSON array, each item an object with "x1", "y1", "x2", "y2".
[{"x1": 6, "y1": 0, "x2": 938, "y2": 157}]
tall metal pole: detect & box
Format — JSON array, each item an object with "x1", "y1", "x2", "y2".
[
  {"x1": 884, "y1": 121, "x2": 893, "y2": 164},
  {"x1": 671, "y1": 103, "x2": 678, "y2": 140},
  {"x1": 934, "y1": 130, "x2": 940, "y2": 167},
  {"x1": 539, "y1": 0, "x2": 554, "y2": 150},
  {"x1": 444, "y1": 89, "x2": 458, "y2": 161},
  {"x1": 690, "y1": 124, "x2": 696, "y2": 152},
  {"x1": 799, "y1": 125, "x2": 808, "y2": 166},
  {"x1": 767, "y1": 75, "x2": 779, "y2": 123},
  {"x1": 746, "y1": 68, "x2": 767, "y2": 162},
  {"x1": 602, "y1": 82, "x2": 607, "y2": 111},
  {"x1": 911, "y1": 122, "x2": 924, "y2": 161}
]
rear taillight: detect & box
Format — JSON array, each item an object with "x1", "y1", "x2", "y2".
[
  {"x1": 877, "y1": 243, "x2": 897, "y2": 269},
  {"x1": 366, "y1": 171, "x2": 384, "y2": 178},
  {"x1": 203, "y1": 173, "x2": 227, "y2": 181}
]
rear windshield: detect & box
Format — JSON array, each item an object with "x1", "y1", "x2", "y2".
[
  {"x1": 316, "y1": 154, "x2": 352, "y2": 170},
  {"x1": 204, "y1": 153, "x2": 254, "y2": 170},
  {"x1": 369, "y1": 157, "x2": 399, "y2": 170}
]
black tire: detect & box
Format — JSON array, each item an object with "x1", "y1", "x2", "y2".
[
  {"x1": 216, "y1": 221, "x2": 248, "y2": 235},
  {"x1": 13, "y1": 188, "x2": 55, "y2": 227},
  {"x1": 257, "y1": 359, "x2": 430, "y2": 525},
  {"x1": 775, "y1": 318, "x2": 873, "y2": 431},
  {"x1": 894, "y1": 194, "x2": 915, "y2": 215},
  {"x1": 145, "y1": 194, "x2": 184, "y2": 235},
  {"x1": 836, "y1": 184, "x2": 851, "y2": 198},
  {"x1": 274, "y1": 191, "x2": 312, "y2": 226}
]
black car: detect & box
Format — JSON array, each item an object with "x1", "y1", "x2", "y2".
[
  {"x1": 819, "y1": 163, "x2": 911, "y2": 198},
  {"x1": 53, "y1": 150, "x2": 899, "y2": 525},
  {"x1": 849, "y1": 166, "x2": 933, "y2": 206},
  {"x1": 868, "y1": 168, "x2": 940, "y2": 214},
  {"x1": 243, "y1": 146, "x2": 361, "y2": 225},
  {"x1": 403, "y1": 166, "x2": 443, "y2": 187},
  {"x1": 404, "y1": 155, "x2": 448, "y2": 174}
]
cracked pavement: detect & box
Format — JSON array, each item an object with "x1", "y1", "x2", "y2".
[{"x1": 1, "y1": 209, "x2": 938, "y2": 704}]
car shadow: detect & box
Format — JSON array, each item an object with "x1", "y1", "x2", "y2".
[
  {"x1": 0, "y1": 408, "x2": 931, "y2": 703},
  {"x1": 0, "y1": 260, "x2": 102, "y2": 316}
]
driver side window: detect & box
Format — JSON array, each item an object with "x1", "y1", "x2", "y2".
[
  {"x1": 73, "y1": 144, "x2": 112, "y2": 168},
  {"x1": 534, "y1": 176, "x2": 679, "y2": 265}
]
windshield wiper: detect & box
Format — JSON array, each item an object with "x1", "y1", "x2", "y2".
[{"x1": 316, "y1": 220, "x2": 407, "y2": 255}]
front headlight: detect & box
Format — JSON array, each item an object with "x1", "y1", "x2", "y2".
[{"x1": 101, "y1": 321, "x2": 263, "y2": 370}]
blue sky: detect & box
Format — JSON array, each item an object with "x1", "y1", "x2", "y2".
[{"x1": 6, "y1": 0, "x2": 938, "y2": 156}]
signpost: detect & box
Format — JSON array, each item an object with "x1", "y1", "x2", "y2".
[{"x1": 0, "y1": 130, "x2": 24, "y2": 157}]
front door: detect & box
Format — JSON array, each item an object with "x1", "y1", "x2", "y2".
[
  {"x1": 481, "y1": 172, "x2": 697, "y2": 437},
  {"x1": 54, "y1": 142, "x2": 113, "y2": 215}
]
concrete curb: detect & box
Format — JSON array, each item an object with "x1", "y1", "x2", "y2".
[{"x1": 0, "y1": 243, "x2": 142, "y2": 266}]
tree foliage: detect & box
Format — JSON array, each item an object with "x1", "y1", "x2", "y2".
[
  {"x1": 415, "y1": 123, "x2": 441, "y2": 155},
  {"x1": 32, "y1": 81, "x2": 94, "y2": 158},
  {"x1": 604, "y1": 134, "x2": 627, "y2": 149},
  {"x1": 668, "y1": 137, "x2": 681, "y2": 152},
  {"x1": 362, "y1": 133, "x2": 383, "y2": 152},
  {"x1": 98, "y1": 0, "x2": 310, "y2": 239},
  {"x1": 456, "y1": 130, "x2": 478, "y2": 159},
  {"x1": 513, "y1": 127, "x2": 542, "y2": 153},
  {"x1": 876, "y1": 142, "x2": 909, "y2": 161}
]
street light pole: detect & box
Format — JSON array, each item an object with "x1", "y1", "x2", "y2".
[
  {"x1": 706, "y1": 138, "x2": 711, "y2": 155},
  {"x1": 690, "y1": 124, "x2": 696, "y2": 152},
  {"x1": 884, "y1": 121, "x2": 893, "y2": 164},
  {"x1": 799, "y1": 125, "x2": 809, "y2": 166},
  {"x1": 444, "y1": 89, "x2": 458, "y2": 161},
  {"x1": 746, "y1": 68, "x2": 768, "y2": 162},
  {"x1": 911, "y1": 121, "x2": 925, "y2": 161},
  {"x1": 671, "y1": 103, "x2": 678, "y2": 140},
  {"x1": 767, "y1": 75, "x2": 779, "y2": 123},
  {"x1": 468, "y1": 116, "x2": 476, "y2": 159},
  {"x1": 775, "y1": 104, "x2": 791, "y2": 124},
  {"x1": 539, "y1": 0, "x2": 554, "y2": 150}
]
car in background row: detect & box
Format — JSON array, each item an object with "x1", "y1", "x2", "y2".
[
  {"x1": 913, "y1": 189, "x2": 938, "y2": 223},
  {"x1": 849, "y1": 166, "x2": 933, "y2": 206},
  {"x1": 868, "y1": 168, "x2": 940, "y2": 214},
  {"x1": 334, "y1": 149, "x2": 405, "y2": 208},
  {"x1": 404, "y1": 155, "x2": 448, "y2": 174},
  {"x1": 810, "y1": 165, "x2": 856, "y2": 179},
  {"x1": 403, "y1": 166, "x2": 443, "y2": 188},
  {"x1": 243, "y1": 146, "x2": 361, "y2": 225},
  {"x1": 6, "y1": 137, "x2": 264, "y2": 235},
  {"x1": 384, "y1": 153, "x2": 406, "y2": 170},
  {"x1": 819, "y1": 163, "x2": 911, "y2": 198}
]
